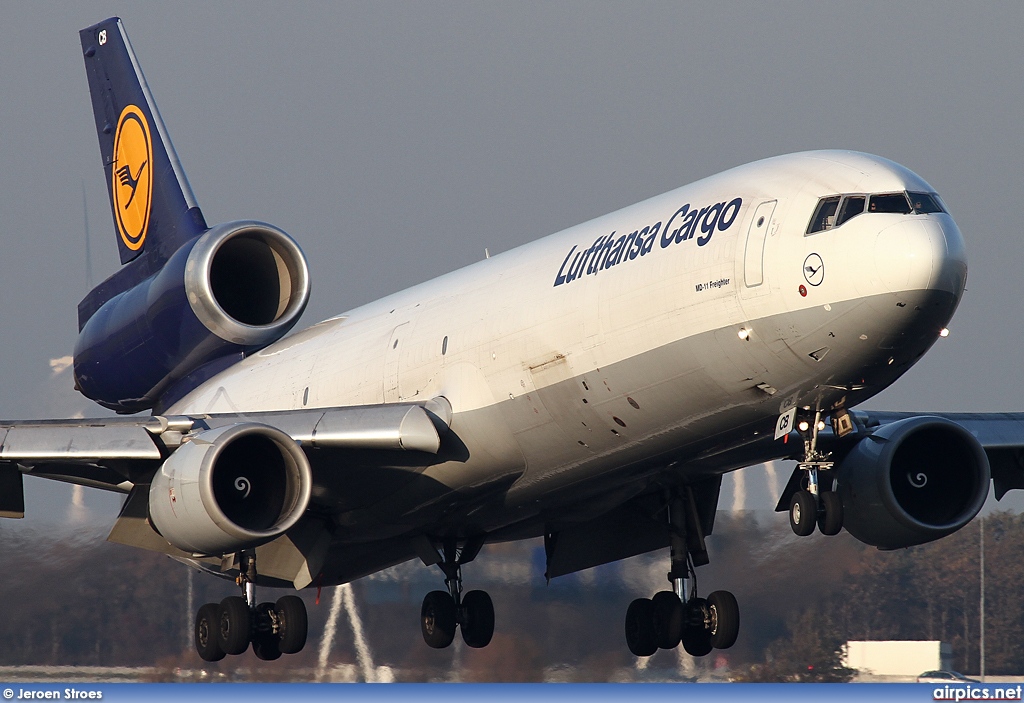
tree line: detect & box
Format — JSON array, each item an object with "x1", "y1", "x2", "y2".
[{"x1": 0, "y1": 509, "x2": 1020, "y2": 681}]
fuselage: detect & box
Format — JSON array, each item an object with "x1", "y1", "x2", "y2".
[{"x1": 172, "y1": 150, "x2": 966, "y2": 578}]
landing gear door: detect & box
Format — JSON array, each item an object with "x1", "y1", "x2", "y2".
[{"x1": 742, "y1": 200, "x2": 777, "y2": 294}]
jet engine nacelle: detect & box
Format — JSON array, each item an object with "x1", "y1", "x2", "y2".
[
  {"x1": 74, "y1": 221, "x2": 310, "y2": 412},
  {"x1": 836, "y1": 416, "x2": 990, "y2": 549},
  {"x1": 149, "y1": 423, "x2": 312, "y2": 555}
]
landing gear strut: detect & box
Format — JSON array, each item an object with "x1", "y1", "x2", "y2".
[
  {"x1": 193, "y1": 551, "x2": 309, "y2": 662},
  {"x1": 624, "y1": 487, "x2": 740, "y2": 657},
  {"x1": 420, "y1": 537, "x2": 494, "y2": 649},
  {"x1": 788, "y1": 410, "x2": 843, "y2": 537}
]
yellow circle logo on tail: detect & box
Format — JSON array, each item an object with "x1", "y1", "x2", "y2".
[{"x1": 111, "y1": 105, "x2": 153, "y2": 251}]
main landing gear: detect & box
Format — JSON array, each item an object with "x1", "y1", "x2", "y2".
[
  {"x1": 625, "y1": 488, "x2": 739, "y2": 658},
  {"x1": 194, "y1": 551, "x2": 309, "y2": 662},
  {"x1": 787, "y1": 410, "x2": 843, "y2": 537},
  {"x1": 420, "y1": 537, "x2": 494, "y2": 649}
]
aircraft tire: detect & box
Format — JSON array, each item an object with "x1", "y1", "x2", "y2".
[
  {"x1": 218, "y1": 596, "x2": 251, "y2": 655},
  {"x1": 461, "y1": 590, "x2": 494, "y2": 648},
  {"x1": 707, "y1": 590, "x2": 740, "y2": 649},
  {"x1": 681, "y1": 627, "x2": 713, "y2": 656},
  {"x1": 624, "y1": 598, "x2": 658, "y2": 657},
  {"x1": 276, "y1": 595, "x2": 308, "y2": 654},
  {"x1": 195, "y1": 603, "x2": 226, "y2": 662},
  {"x1": 421, "y1": 590, "x2": 457, "y2": 649},
  {"x1": 651, "y1": 590, "x2": 683, "y2": 649},
  {"x1": 252, "y1": 628, "x2": 282, "y2": 661},
  {"x1": 789, "y1": 490, "x2": 817, "y2": 536},
  {"x1": 681, "y1": 598, "x2": 713, "y2": 656},
  {"x1": 817, "y1": 491, "x2": 844, "y2": 536}
]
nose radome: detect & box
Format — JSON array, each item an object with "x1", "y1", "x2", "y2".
[{"x1": 874, "y1": 217, "x2": 967, "y2": 297}]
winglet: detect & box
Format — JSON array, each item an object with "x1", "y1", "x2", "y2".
[{"x1": 79, "y1": 18, "x2": 207, "y2": 265}]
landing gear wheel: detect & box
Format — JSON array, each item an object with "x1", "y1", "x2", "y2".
[
  {"x1": 624, "y1": 597, "x2": 657, "y2": 657},
  {"x1": 218, "y1": 596, "x2": 251, "y2": 655},
  {"x1": 651, "y1": 590, "x2": 683, "y2": 649},
  {"x1": 817, "y1": 491, "x2": 843, "y2": 536},
  {"x1": 252, "y1": 636, "x2": 281, "y2": 660},
  {"x1": 421, "y1": 590, "x2": 457, "y2": 649},
  {"x1": 707, "y1": 590, "x2": 740, "y2": 649},
  {"x1": 789, "y1": 490, "x2": 817, "y2": 536},
  {"x1": 460, "y1": 590, "x2": 494, "y2": 648},
  {"x1": 195, "y1": 603, "x2": 225, "y2": 662},
  {"x1": 276, "y1": 595, "x2": 308, "y2": 654},
  {"x1": 247, "y1": 603, "x2": 279, "y2": 660},
  {"x1": 681, "y1": 628, "x2": 713, "y2": 657},
  {"x1": 681, "y1": 598, "x2": 713, "y2": 657}
]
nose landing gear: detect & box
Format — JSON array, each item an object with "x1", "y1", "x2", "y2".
[
  {"x1": 193, "y1": 551, "x2": 309, "y2": 662},
  {"x1": 787, "y1": 409, "x2": 844, "y2": 537}
]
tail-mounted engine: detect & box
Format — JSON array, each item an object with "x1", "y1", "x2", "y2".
[
  {"x1": 73, "y1": 221, "x2": 310, "y2": 413},
  {"x1": 837, "y1": 416, "x2": 990, "y2": 549},
  {"x1": 148, "y1": 423, "x2": 312, "y2": 555}
]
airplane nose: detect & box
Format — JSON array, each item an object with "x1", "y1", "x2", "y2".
[{"x1": 873, "y1": 216, "x2": 967, "y2": 298}]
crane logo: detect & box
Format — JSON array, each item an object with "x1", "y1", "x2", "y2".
[
  {"x1": 111, "y1": 104, "x2": 153, "y2": 252},
  {"x1": 803, "y1": 253, "x2": 824, "y2": 287}
]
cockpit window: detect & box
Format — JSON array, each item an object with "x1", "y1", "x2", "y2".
[
  {"x1": 908, "y1": 192, "x2": 944, "y2": 214},
  {"x1": 836, "y1": 195, "x2": 865, "y2": 227},
  {"x1": 807, "y1": 190, "x2": 946, "y2": 235},
  {"x1": 868, "y1": 192, "x2": 912, "y2": 214},
  {"x1": 806, "y1": 196, "x2": 840, "y2": 234}
]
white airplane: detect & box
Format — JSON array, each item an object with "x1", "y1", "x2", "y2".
[{"x1": 2, "y1": 17, "x2": 1019, "y2": 662}]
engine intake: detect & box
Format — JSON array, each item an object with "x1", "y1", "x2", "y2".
[
  {"x1": 74, "y1": 221, "x2": 310, "y2": 412},
  {"x1": 185, "y1": 221, "x2": 310, "y2": 347},
  {"x1": 149, "y1": 423, "x2": 312, "y2": 555},
  {"x1": 836, "y1": 416, "x2": 990, "y2": 549}
]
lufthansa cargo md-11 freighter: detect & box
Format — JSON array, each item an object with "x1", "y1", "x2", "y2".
[{"x1": 1, "y1": 17, "x2": 1021, "y2": 662}]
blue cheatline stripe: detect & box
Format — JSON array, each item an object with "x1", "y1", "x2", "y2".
[{"x1": 0, "y1": 683, "x2": 1008, "y2": 703}]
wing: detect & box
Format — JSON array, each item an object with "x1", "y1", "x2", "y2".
[
  {"x1": 0, "y1": 398, "x2": 450, "y2": 494},
  {"x1": 0, "y1": 399, "x2": 452, "y2": 587}
]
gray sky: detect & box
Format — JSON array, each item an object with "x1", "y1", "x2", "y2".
[{"x1": 1, "y1": 1, "x2": 1023, "y2": 519}]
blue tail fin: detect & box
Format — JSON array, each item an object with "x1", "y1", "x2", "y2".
[{"x1": 78, "y1": 18, "x2": 208, "y2": 326}]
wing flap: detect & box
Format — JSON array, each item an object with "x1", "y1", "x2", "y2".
[{"x1": 0, "y1": 464, "x2": 24, "y2": 518}]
